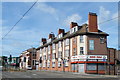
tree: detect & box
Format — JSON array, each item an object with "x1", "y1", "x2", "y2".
[{"x1": 9, "y1": 55, "x2": 12, "y2": 62}]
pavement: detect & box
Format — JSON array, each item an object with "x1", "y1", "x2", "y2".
[{"x1": 1, "y1": 70, "x2": 120, "y2": 80}]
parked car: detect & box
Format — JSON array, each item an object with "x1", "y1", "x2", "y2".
[{"x1": 27, "y1": 65, "x2": 32, "y2": 70}]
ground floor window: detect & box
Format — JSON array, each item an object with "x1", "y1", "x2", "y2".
[
  {"x1": 52, "y1": 62, "x2": 55, "y2": 68},
  {"x1": 58, "y1": 61, "x2": 61, "y2": 67},
  {"x1": 43, "y1": 61, "x2": 46, "y2": 67},
  {"x1": 71, "y1": 64, "x2": 77, "y2": 71},
  {"x1": 98, "y1": 64, "x2": 105, "y2": 70},
  {"x1": 32, "y1": 60, "x2": 36, "y2": 66},
  {"x1": 86, "y1": 63, "x2": 96, "y2": 70},
  {"x1": 47, "y1": 62, "x2": 50, "y2": 68},
  {"x1": 64, "y1": 60, "x2": 69, "y2": 67}
]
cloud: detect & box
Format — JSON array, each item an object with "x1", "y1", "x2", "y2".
[
  {"x1": 63, "y1": 14, "x2": 82, "y2": 27},
  {"x1": 36, "y1": 3, "x2": 56, "y2": 15},
  {"x1": 98, "y1": 6, "x2": 110, "y2": 24},
  {"x1": 2, "y1": 26, "x2": 42, "y2": 56}
]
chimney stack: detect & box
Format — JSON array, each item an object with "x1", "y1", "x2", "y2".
[
  {"x1": 88, "y1": 12, "x2": 98, "y2": 32},
  {"x1": 58, "y1": 29, "x2": 65, "y2": 34},
  {"x1": 70, "y1": 22, "x2": 78, "y2": 29},
  {"x1": 49, "y1": 33, "x2": 55, "y2": 39},
  {"x1": 41, "y1": 38, "x2": 46, "y2": 42}
]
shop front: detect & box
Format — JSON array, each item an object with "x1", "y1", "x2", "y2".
[{"x1": 71, "y1": 55, "x2": 107, "y2": 74}]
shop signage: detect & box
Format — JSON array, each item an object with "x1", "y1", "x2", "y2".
[{"x1": 71, "y1": 55, "x2": 107, "y2": 60}]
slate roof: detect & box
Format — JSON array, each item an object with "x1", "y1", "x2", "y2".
[{"x1": 36, "y1": 24, "x2": 109, "y2": 50}]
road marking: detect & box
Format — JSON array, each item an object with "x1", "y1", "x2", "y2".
[{"x1": 32, "y1": 74, "x2": 36, "y2": 75}]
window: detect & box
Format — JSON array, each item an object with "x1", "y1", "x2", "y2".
[
  {"x1": 48, "y1": 54, "x2": 50, "y2": 60},
  {"x1": 52, "y1": 62, "x2": 55, "y2": 67},
  {"x1": 48, "y1": 46, "x2": 50, "y2": 52},
  {"x1": 89, "y1": 40, "x2": 94, "y2": 50},
  {"x1": 86, "y1": 64, "x2": 96, "y2": 70},
  {"x1": 74, "y1": 28, "x2": 76, "y2": 32},
  {"x1": 80, "y1": 47, "x2": 84, "y2": 55},
  {"x1": 73, "y1": 38, "x2": 76, "y2": 44},
  {"x1": 47, "y1": 61, "x2": 50, "y2": 68},
  {"x1": 65, "y1": 39, "x2": 69, "y2": 46},
  {"x1": 52, "y1": 53, "x2": 55, "y2": 59},
  {"x1": 80, "y1": 35, "x2": 84, "y2": 43},
  {"x1": 100, "y1": 37, "x2": 105, "y2": 43},
  {"x1": 33, "y1": 54, "x2": 36, "y2": 57},
  {"x1": 32, "y1": 60, "x2": 36, "y2": 66},
  {"x1": 98, "y1": 64, "x2": 105, "y2": 70},
  {"x1": 43, "y1": 61, "x2": 46, "y2": 67},
  {"x1": 65, "y1": 50, "x2": 69, "y2": 57},
  {"x1": 24, "y1": 57, "x2": 26, "y2": 62},
  {"x1": 73, "y1": 48, "x2": 76, "y2": 56},
  {"x1": 58, "y1": 41, "x2": 62, "y2": 48},
  {"x1": 58, "y1": 61, "x2": 61, "y2": 67},
  {"x1": 64, "y1": 60, "x2": 68, "y2": 66},
  {"x1": 52, "y1": 44, "x2": 55, "y2": 50},
  {"x1": 43, "y1": 55, "x2": 46, "y2": 60},
  {"x1": 71, "y1": 64, "x2": 77, "y2": 71},
  {"x1": 58, "y1": 51, "x2": 62, "y2": 58}
]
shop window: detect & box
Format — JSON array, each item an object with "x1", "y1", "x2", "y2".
[
  {"x1": 86, "y1": 64, "x2": 96, "y2": 70},
  {"x1": 98, "y1": 64, "x2": 105, "y2": 70}
]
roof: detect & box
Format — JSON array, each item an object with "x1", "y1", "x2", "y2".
[{"x1": 36, "y1": 24, "x2": 109, "y2": 50}]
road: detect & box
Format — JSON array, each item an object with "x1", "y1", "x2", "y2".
[{"x1": 1, "y1": 70, "x2": 120, "y2": 80}]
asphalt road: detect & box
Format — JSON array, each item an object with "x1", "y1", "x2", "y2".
[{"x1": 1, "y1": 70, "x2": 120, "y2": 80}]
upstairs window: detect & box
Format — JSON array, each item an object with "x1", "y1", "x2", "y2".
[
  {"x1": 100, "y1": 37, "x2": 105, "y2": 43},
  {"x1": 52, "y1": 44, "x2": 56, "y2": 50},
  {"x1": 58, "y1": 41, "x2": 62, "y2": 48},
  {"x1": 73, "y1": 37, "x2": 76, "y2": 44},
  {"x1": 48, "y1": 46, "x2": 50, "y2": 52},
  {"x1": 52, "y1": 53, "x2": 56, "y2": 59},
  {"x1": 80, "y1": 47, "x2": 84, "y2": 55},
  {"x1": 89, "y1": 40, "x2": 94, "y2": 50},
  {"x1": 70, "y1": 26, "x2": 78, "y2": 34},
  {"x1": 58, "y1": 51, "x2": 62, "y2": 58},
  {"x1": 80, "y1": 35, "x2": 84, "y2": 43},
  {"x1": 65, "y1": 39, "x2": 69, "y2": 46},
  {"x1": 65, "y1": 50, "x2": 69, "y2": 57},
  {"x1": 73, "y1": 48, "x2": 76, "y2": 56}
]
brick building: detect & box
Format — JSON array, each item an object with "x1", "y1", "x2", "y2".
[
  {"x1": 19, "y1": 48, "x2": 36, "y2": 70},
  {"x1": 35, "y1": 12, "x2": 112, "y2": 74}
]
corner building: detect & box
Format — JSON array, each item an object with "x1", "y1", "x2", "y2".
[{"x1": 36, "y1": 12, "x2": 109, "y2": 74}]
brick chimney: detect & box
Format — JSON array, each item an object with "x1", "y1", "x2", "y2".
[
  {"x1": 70, "y1": 22, "x2": 78, "y2": 29},
  {"x1": 58, "y1": 29, "x2": 65, "y2": 34},
  {"x1": 41, "y1": 38, "x2": 46, "y2": 42},
  {"x1": 88, "y1": 12, "x2": 98, "y2": 32},
  {"x1": 49, "y1": 33, "x2": 55, "y2": 39},
  {"x1": 41, "y1": 38, "x2": 46, "y2": 44}
]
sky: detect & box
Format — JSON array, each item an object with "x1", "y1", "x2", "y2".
[{"x1": 1, "y1": 2, "x2": 118, "y2": 57}]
